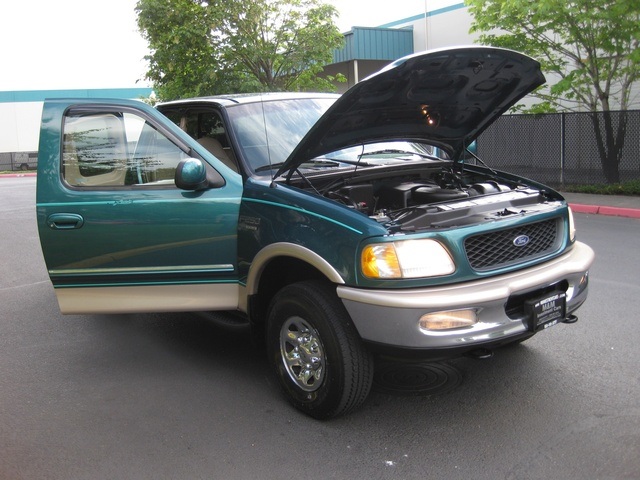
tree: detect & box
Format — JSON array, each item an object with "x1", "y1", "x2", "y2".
[
  {"x1": 209, "y1": 0, "x2": 344, "y2": 92},
  {"x1": 466, "y1": 0, "x2": 640, "y2": 183},
  {"x1": 136, "y1": 0, "x2": 344, "y2": 100},
  {"x1": 136, "y1": 0, "x2": 220, "y2": 100}
]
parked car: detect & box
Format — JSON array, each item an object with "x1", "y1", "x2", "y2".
[
  {"x1": 36, "y1": 47, "x2": 594, "y2": 419},
  {"x1": 12, "y1": 152, "x2": 38, "y2": 171}
]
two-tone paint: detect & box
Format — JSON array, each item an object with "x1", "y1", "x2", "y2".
[{"x1": 37, "y1": 47, "x2": 594, "y2": 359}]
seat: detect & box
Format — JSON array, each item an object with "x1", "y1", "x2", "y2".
[{"x1": 197, "y1": 137, "x2": 238, "y2": 172}]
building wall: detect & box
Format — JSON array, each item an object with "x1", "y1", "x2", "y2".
[
  {"x1": 0, "y1": 102, "x2": 42, "y2": 154},
  {"x1": 324, "y1": 59, "x2": 391, "y2": 94},
  {"x1": 379, "y1": 3, "x2": 476, "y2": 52},
  {"x1": 326, "y1": 3, "x2": 478, "y2": 92},
  {"x1": 0, "y1": 88, "x2": 153, "y2": 157}
]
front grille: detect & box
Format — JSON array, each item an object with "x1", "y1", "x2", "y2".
[{"x1": 464, "y1": 218, "x2": 561, "y2": 271}]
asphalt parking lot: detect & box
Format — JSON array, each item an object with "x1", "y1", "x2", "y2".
[{"x1": 1, "y1": 176, "x2": 639, "y2": 479}]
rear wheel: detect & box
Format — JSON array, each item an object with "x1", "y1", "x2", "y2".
[{"x1": 266, "y1": 280, "x2": 373, "y2": 419}]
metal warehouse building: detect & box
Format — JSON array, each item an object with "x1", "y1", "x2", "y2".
[{"x1": 0, "y1": 2, "x2": 474, "y2": 168}]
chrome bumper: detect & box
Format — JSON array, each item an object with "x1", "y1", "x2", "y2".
[{"x1": 337, "y1": 241, "x2": 594, "y2": 351}]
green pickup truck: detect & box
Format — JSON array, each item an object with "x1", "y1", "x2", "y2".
[{"x1": 36, "y1": 47, "x2": 594, "y2": 418}]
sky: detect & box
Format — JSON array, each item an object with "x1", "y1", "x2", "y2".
[{"x1": 0, "y1": 0, "x2": 451, "y2": 92}]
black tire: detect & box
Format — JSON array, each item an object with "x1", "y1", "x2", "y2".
[{"x1": 266, "y1": 280, "x2": 373, "y2": 419}]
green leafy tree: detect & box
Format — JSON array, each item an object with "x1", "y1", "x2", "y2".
[
  {"x1": 208, "y1": 0, "x2": 344, "y2": 92},
  {"x1": 136, "y1": 0, "x2": 344, "y2": 100},
  {"x1": 466, "y1": 0, "x2": 640, "y2": 183},
  {"x1": 136, "y1": 0, "x2": 220, "y2": 100}
]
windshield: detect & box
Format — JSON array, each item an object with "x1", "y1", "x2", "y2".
[{"x1": 226, "y1": 98, "x2": 335, "y2": 174}]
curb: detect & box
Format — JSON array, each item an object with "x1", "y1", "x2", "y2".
[
  {"x1": 570, "y1": 203, "x2": 640, "y2": 219},
  {"x1": 0, "y1": 173, "x2": 37, "y2": 178}
]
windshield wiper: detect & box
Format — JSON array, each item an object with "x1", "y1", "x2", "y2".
[
  {"x1": 315, "y1": 156, "x2": 375, "y2": 167},
  {"x1": 255, "y1": 161, "x2": 287, "y2": 173},
  {"x1": 255, "y1": 159, "x2": 341, "y2": 173}
]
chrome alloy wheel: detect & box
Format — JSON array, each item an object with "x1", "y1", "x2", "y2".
[{"x1": 279, "y1": 316, "x2": 326, "y2": 392}]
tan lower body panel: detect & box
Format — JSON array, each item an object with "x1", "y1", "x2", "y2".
[{"x1": 55, "y1": 283, "x2": 240, "y2": 315}]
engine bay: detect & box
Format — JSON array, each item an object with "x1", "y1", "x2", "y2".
[{"x1": 309, "y1": 166, "x2": 562, "y2": 232}]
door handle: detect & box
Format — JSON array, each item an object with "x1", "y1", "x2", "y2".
[{"x1": 47, "y1": 213, "x2": 84, "y2": 230}]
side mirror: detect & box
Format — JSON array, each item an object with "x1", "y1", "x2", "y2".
[{"x1": 175, "y1": 158, "x2": 225, "y2": 190}]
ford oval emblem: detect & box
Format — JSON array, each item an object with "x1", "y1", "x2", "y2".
[{"x1": 513, "y1": 235, "x2": 530, "y2": 247}]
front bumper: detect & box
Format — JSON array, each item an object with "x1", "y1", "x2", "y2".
[{"x1": 337, "y1": 241, "x2": 594, "y2": 357}]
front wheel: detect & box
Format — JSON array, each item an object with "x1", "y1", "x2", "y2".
[{"x1": 266, "y1": 280, "x2": 373, "y2": 419}]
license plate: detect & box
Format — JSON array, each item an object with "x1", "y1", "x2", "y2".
[{"x1": 525, "y1": 292, "x2": 567, "y2": 332}]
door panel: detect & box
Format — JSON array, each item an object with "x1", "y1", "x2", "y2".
[{"x1": 37, "y1": 101, "x2": 242, "y2": 313}]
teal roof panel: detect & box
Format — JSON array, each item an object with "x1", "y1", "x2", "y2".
[{"x1": 332, "y1": 27, "x2": 413, "y2": 63}]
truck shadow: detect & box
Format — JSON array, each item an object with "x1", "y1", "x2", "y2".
[{"x1": 81, "y1": 310, "x2": 550, "y2": 415}]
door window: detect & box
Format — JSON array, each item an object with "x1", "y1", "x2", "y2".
[{"x1": 62, "y1": 111, "x2": 189, "y2": 188}]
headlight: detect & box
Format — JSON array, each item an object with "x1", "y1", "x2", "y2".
[
  {"x1": 568, "y1": 207, "x2": 576, "y2": 242},
  {"x1": 361, "y1": 239, "x2": 455, "y2": 279}
]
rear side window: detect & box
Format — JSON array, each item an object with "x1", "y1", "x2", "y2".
[{"x1": 62, "y1": 110, "x2": 189, "y2": 188}]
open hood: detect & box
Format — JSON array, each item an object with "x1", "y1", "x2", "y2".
[{"x1": 277, "y1": 46, "x2": 545, "y2": 178}]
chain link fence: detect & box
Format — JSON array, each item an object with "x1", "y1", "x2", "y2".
[
  {"x1": 0, "y1": 152, "x2": 38, "y2": 171},
  {"x1": 3, "y1": 111, "x2": 640, "y2": 185},
  {"x1": 477, "y1": 110, "x2": 640, "y2": 186}
]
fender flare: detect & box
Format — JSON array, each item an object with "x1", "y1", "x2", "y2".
[{"x1": 245, "y1": 242, "x2": 345, "y2": 296}]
